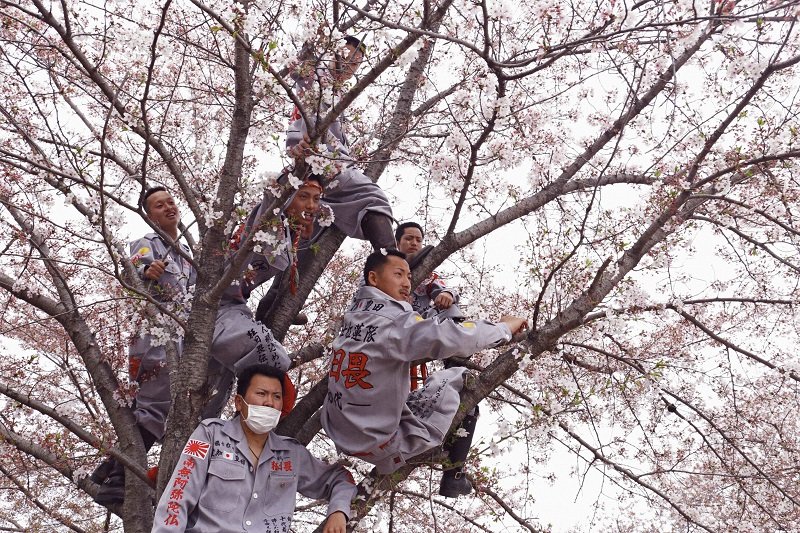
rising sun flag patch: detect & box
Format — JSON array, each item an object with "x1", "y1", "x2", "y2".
[{"x1": 183, "y1": 439, "x2": 210, "y2": 460}]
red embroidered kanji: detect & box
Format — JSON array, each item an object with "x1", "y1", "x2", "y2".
[
  {"x1": 169, "y1": 489, "x2": 184, "y2": 501},
  {"x1": 283, "y1": 460, "x2": 293, "y2": 472},
  {"x1": 183, "y1": 439, "x2": 210, "y2": 460},
  {"x1": 271, "y1": 460, "x2": 282, "y2": 471},
  {"x1": 341, "y1": 352, "x2": 373, "y2": 389},
  {"x1": 329, "y1": 348, "x2": 346, "y2": 381},
  {"x1": 164, "y1": 513, "x2": 180, "y2": 526}
]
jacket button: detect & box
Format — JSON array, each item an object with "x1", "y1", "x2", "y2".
[
  {"x1": 245, "y1": 520, "x2": 252, "y2": 526},
  {"x1": 253, "y1": 492, "x2": 258, "y2": 499}
]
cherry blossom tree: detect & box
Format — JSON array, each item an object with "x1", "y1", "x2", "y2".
[{"x1": 1, "y1": 0, "x2": 799, "y2": 531}]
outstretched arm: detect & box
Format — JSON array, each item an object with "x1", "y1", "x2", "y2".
[{"x1": 387, "y1": 310, "x2": 521, "y2": 361}]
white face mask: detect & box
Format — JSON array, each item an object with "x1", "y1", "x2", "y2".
[{"x1": 240, "y1": 399, "x2": 281, "y2": 434}]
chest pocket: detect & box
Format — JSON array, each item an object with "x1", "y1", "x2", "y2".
[
  {"x1": 263, "y1": 471, "x2": 297, "y2": 518},
  {"x1": 164, "y1": 259, "x2": 182, "y2": 276},
  {"x1": 201, "y1": 459, "x2": 246, "y2": 511}
]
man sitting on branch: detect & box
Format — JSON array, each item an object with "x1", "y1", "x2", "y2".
[
  {"x1": 286, "y1": 35, "x2": 396, "y2": 252},
  {"x1": 321, "y1": 250, "x2": 526, "y2": 497}
]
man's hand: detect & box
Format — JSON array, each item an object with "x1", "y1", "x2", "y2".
[
  {"x1": 289, "y1": 133, "x2": 313, "y2": 159},
  {"x1": 144, "y1": 260, "x2": 168, "y2": 281},
  {"x1": 322, "y1": 511, "x2": 347, "y2": 533},
  {"x1": 433, "y1": 291, "x2": 454, "y2": 309},
  {"x1": 500, "y1": 315, "x2": 528, "y2": 335}
]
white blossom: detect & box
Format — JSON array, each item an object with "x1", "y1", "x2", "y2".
[
  {"x1": 287, "y1": 173, "x2": 304, "y2": 190},
  {"x1": 113, "y1": 388, "x2": 134, "y2": 407},
  {"x1": 317, "y1": 203, "x2": 335, "y2": 227}
]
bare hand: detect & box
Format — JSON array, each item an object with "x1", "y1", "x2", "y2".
[
  {"x1": 500, "y1": 315, "x2": 528, "y2": 335},
  {"x1": 289, "y1": 134, "x2": 313, "y2": 159},
  {"x1": 144, "y1": 260, "x2": 168, "y2": 281},
  {"x1": 434, "y1": 291, "x2": 454, "y2": 309},
  {"x1": 322, "y1": 511, "x2": 347, "y2": 533}
]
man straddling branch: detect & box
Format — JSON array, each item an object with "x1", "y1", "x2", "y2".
[
  {"x1": 253, "y1": 35, "x2": 397, "y2": 325},
  {"x1": 153, "y1": 364, "x2": 356, "y2": 533},
  {"x1": 94, "y1": 186, "x2": 197, "y2": 505},
  {"x1": 203, "y1": 176, "x2": 329, "y2": 419},
  {"x1": 321, "y1": 250, "x2": 527, "y2": 497},
  {"x1": 286, "y1": 35, "x2": 396, "y2": 252}
]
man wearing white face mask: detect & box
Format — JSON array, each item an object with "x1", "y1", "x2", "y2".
[{"x1": 153, "y1": 365, "x2": 356, "y2": 533}]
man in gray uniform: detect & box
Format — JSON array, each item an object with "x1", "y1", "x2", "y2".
[
  {"x1": 321, "y1": 250, "x2": 526, "y2": 497},
  {"x1": 202, "y1": 178, "x2": 325, "y2": 418},
  {"x1": 287, "y1": 35, "x2": 396, "y2": 251},
  {"x1": 395, "y1": 221, "x2": 463, "y2": 320},
  {"x1": 96, "y1": 181, "x2": 316, "y2": 505},
  {"x1": 153, "y1": 364, "x2": 356, "y2": 533},
  {"x1": 94, "y1": 186, "x2": 197, "y2": 504}
]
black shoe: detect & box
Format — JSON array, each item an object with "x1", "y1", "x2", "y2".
[
  {"x1": 443, "y1": 356, "x2": 470, "y2": 369},
  {"x1": 93, "y1": 473, "x2": 125, "y2": 506},
  {"x1": 439, "y1": 407, "x2": 479, "y2": 498},
  {"x1": 89, "y1": 459, "x2": 115, "y2": 484},
  {"x1": 439, "y1": 469, "x2": 473, "y2": 498},
  {"x1": 360, "y1": 213, "x2": 397, "y2": 252}
]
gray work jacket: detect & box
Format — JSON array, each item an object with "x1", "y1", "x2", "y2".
[
  {"x1": 130, "y1": 233, "x2": 196, "y2": 303},
  {"x1": 220, "y1": 196, "x2": 293, "y2": 306},
  {"x1": 411, "y1": 271, "x2": 462, "y2": 319},
  {"x1": 321, "y1": 285, "x2": 511, "y2": 455},
  {"x1": 287, "y1": 65, "x2": 352, "y2": 157},
  {"x1": 152, "y1": 417, "x2": 356, "y2": 533}
]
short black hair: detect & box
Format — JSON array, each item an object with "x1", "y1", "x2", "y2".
[
  {"x1": 344, "y1": 35, "x2": 366, "y2": 55},
  {"x1": 141, "y1": 186, "x2": 168, "y2": 214},
  {"x1": 395, "y1": 222, "x2": 424, "y2": 244},
  {"x1": 363, "y1": 249, "x2": 407, "y2": 285},
  {"x1": 236, "y1": 364, "x2": 286, "y2": 397},
  {"x1": 305, "y1": 173, "x2": 324, "y2": 190}
]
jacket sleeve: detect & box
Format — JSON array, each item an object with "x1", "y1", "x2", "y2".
[
  {"x1": 286, "y1": 115, "x2": 310, "y2": 151},
  {"x1": 427, "y1": 276, "x2": 459, "y2": 305},
  {"x1": 224, "y1": 197, "x2": 289, "y2": 287},
  {"x1": 151, "y1": 424, "x2": 213, "y2": 532},
  {"x1": 385, "y1": 310, "x2": 511, "y2": 362},
  {"x1": 130, "y1": 236, "x2": 157, "y2": 281},
  {"x1": 295, "y1": 445, "x2": 356, "y2": 520}
]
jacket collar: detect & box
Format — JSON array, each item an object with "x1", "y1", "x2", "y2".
[
  {"x1": 354, "y1": 285, "x2": 413, "y2": 312},
  {"x1": 221, "y1": 416, "x2": 290, "y2": 465}
]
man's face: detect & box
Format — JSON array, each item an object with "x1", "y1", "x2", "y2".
[
  {"x1": 235, "y1": 374, "x2": 283, "y2": 415},
  {"x1": 397, "y1": 227, "x2": 423, "y2": 258},
  {"x1": 285, "y1": 183, "x2": 322, "y2": 238},
  {"x1": 145, "y1": 191, "x2": 179, "y2": 231},
  {"x1": 331, "y1": 43, "x2": 364, "y2": 83},
  {"x1": 367, "y1": 255, "x2": 412, "y2": 301}
]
